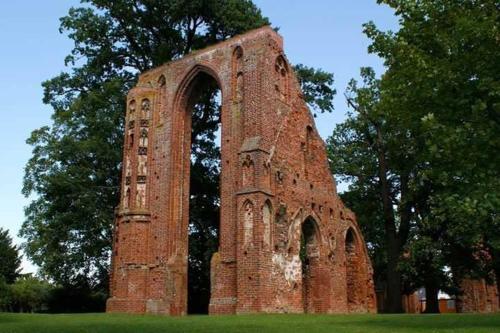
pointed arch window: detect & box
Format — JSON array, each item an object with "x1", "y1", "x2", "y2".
[
  {"x1": 141, "y1": 98, "x2": 151, "y2": 119},
  {"x1": 243, "y1": 200, "x2": 254, "y2": 247},
  {"x1": 263, "y1": 201, "x2": 272, "y2": 249},
  {"x1": 275, "y1": 56, "x2": 289, "y2": 102}
]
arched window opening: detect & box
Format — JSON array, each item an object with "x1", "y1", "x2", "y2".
[
  {"x1": 306, "y1": 126, "x2": 313, "y2": 156},
  {"x1": 158, "y1": 75, "x2": 166, "y2": 87},
  {"x1": 243, "y1": 200, "x2": 254, "y2": 247},
  {"x1": 300, "y1": 217, "x2": 320, "y2": 313},
  {"x1": 232, "y1": 46, "x2": 245, "y2": 135},
  {"x1": 128, "y1": 100, "x2": 136, "y2": 119},
  {"x1": 345, "y1": 228, "x2": 363, "y2": 312},
  {"x1": 242, "y1": 155, "x2": 255, "y2": 188},
  {"x1": 346, "y1": 229, "x2": 357, "y2": 253},
  {"x1": 185, "y1": 71, "x2": 222, "y2": 314},
  {"x1": 139, "y1": 128, "x2": 148, "y2": 148},
  {"x1": 128, "y1": 132, "x2": 134, "y2": 150},
  {"x1": 275, "y1": 56, "x2": 289, "y2": 102},
  {"x1": 127, "y1": 100, "x2": 136, "y2": 150},
  {"x1": 232, "y1": 47, "x2": 244, "y2": 101},
  {"x1": 158, "y1": 75, "x2": 166, "y2": 123},
  {"x1": 232, "y1": 46, "x2": 243, "y2": 77},
  {"x1": 141, "y1": 98, "x2": 151, "y2": 119},
  {"x1": 263, "y1": 201, "x2": 272, "y2": 249}
]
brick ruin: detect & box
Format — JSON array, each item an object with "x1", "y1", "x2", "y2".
[
  {"x1": 106, "y1": 26, "x2": 377, "y2": 315},
  {"x1": 457, "y1": 279, "x2": 499, "y2": 313},
  {"x1": 395, "y1": 279, "x2": 499, "y2": 314}
]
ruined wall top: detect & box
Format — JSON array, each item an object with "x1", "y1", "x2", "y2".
[{"x1": 137, "y1": 26, "x2": 283, "y2": 86}]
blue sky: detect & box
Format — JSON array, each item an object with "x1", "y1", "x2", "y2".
[{"x1": 0, "y1": 1, "x2": 398, "y2": 273}]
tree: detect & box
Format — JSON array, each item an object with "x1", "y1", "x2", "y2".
[
  {"x1": 0, "y1": 228, "x2": 22, "y2": 284},
  {"x1": 329, "y1": 0, "x2": 500, "y2": 313},
  {"x1": 21, "y1": 0, "x2": 335, "y2": 308},
  {"x1": 369, "y1": 0, "x2": 499, "y2": 313},
  {"x1": 329, "y1": 67, "x2": 413, "y2": 313},
  {"x1": 0, "y1": 277, "x2": 13, "y2": 312},
  {"x1": 294, "y1": 64, "x2": 336, "y2": 115},
  {"x1": 10, "y1": 275, "x2": 52, "y2": 313}
]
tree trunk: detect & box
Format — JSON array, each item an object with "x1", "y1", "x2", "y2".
[
  {"x1": 494, "y1": 266, "x2": 500, "y2": 309},
  {"x1": 349, "y1": 100, "x2": 406, "y2": 313},
  {"x1": 386, "y1": 244, "x2": 403, "y2": 313},
  {"x1": 424, "y1": 283, "x2": 440, "y2": 313},
  {"x1": 375, "y1": 129, "x2": 403, "y2": 313}
]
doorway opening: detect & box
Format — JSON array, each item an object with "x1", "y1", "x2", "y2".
[
  {"x1": 300, "y1": 217, "x2": 319, "y2": 313},
  {"x1": 346, "y1": 228, "x2": 361, "y2": 312},
  {"x1": 185, "y1": 71, "x2": 221, "y2": 314}
]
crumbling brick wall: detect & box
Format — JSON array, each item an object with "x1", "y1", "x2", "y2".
[
  {"x1": 457, "y1": 278, "x2": 499, "y2": 313},
  {"x1": 106, "y1": 26, "x2": 377, "y2": 315}
]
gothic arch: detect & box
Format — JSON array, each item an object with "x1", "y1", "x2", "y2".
[
  {"x1": 232, "y1": 46, "x2": 245, "y2": 137},
  {"x1": 169, "y1": 64, "x2": 224, "y2": 213},
  {"x1": 345, "y1": 227, "x2": 365, "y2": 312},
  {"x1": 128, "y1": 99, "x2": 136, "y2": 118},
  {"x1": 274, "y1": 55, "x2": 289, "y2": 102},
  {"x1": 262, "y1": 200, "x2": 273, "y2": 249},
  {"x1": 301, "y1": 216, "x2": 321, "y2": 258},
  {"x1": 305, "y1": 126, "x2": 313, "y2": 156},
  {"x1": 242, "y1": 154, "x2": 255, "y2": 188},
  {"x1": 141, "y1": 98, "x2": 151, "y2": 119},
  {"x1": 158, "y1": 74, "x2": 166, "y2": 86},
  {"x1": 157, "y1": 75, "x2": 166, "y2": 122},
  {"x1": 174, "y1": 63, "x2": 224, "y2": 111},
  {"x1": 232, "y1": 45, "x2": 244, "y2": 81},
  {"x1": 169, "y1": 64, "x2": 225, "y2": 314},
  {"x1": 242, "y1": 199, "x2": 254, "y2": 247},
  {"x1": 301, "y1": 216, "x2": 321, "y2": 313},
  {"x1": 233, "y1": 45, "x2": 243, "y2": 59}
]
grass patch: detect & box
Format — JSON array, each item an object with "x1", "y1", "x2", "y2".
[{"x1": 0, "y1": 313, "x2": 499, "y2": 333}]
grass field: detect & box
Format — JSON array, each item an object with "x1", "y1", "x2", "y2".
[{"x1": 0, "y1": 313, "x2": 499, "y2": 333}]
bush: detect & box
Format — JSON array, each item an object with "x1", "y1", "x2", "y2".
[
  {"x1": 0, "y1": 277, "x2": 13, "y2": 311},
  {"x1": 9, "y1": 276, "x2": 52, "y2": 313}
]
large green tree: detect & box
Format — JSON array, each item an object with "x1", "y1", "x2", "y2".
[
  {"x1": 329, "y1": 0, "x2": 500, "y2": 313},
  {"x1": 21, "y1": 0, "x2": 335, "y2": 309},
  {"x1": 329, "y1": 67, "x2": 414, "y2": 313}
]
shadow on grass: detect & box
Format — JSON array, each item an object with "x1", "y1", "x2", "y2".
[{"x1": 336, "y1": 314, "x2": 500, "y2": 332}]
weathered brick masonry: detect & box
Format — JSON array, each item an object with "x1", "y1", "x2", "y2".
[
  {"x1": 457, "y1": 278, "x2": 499, "y2": 313},
  {"x1": 106, "y1": 26, "x2": 377, "y2": 315}
]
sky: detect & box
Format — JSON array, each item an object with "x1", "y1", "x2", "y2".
[{"x1": 0, "y1": 1, "x2": 399, "y2": 274}]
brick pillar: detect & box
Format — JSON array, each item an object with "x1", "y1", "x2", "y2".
[{"x1": 107, "y1": 90, "x2": 156, "y2": 313}]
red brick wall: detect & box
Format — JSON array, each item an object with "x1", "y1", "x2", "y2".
[
  {"x1": 106, "y1": 26, "x2": 377, "y2": 315},
  {"x1": 457, "y1": 278, "x2": 499, "y2": 313}
]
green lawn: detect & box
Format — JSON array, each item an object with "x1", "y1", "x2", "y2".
[{"x1": 0, "y1": 313, "x2": 499, "y2": 333}]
